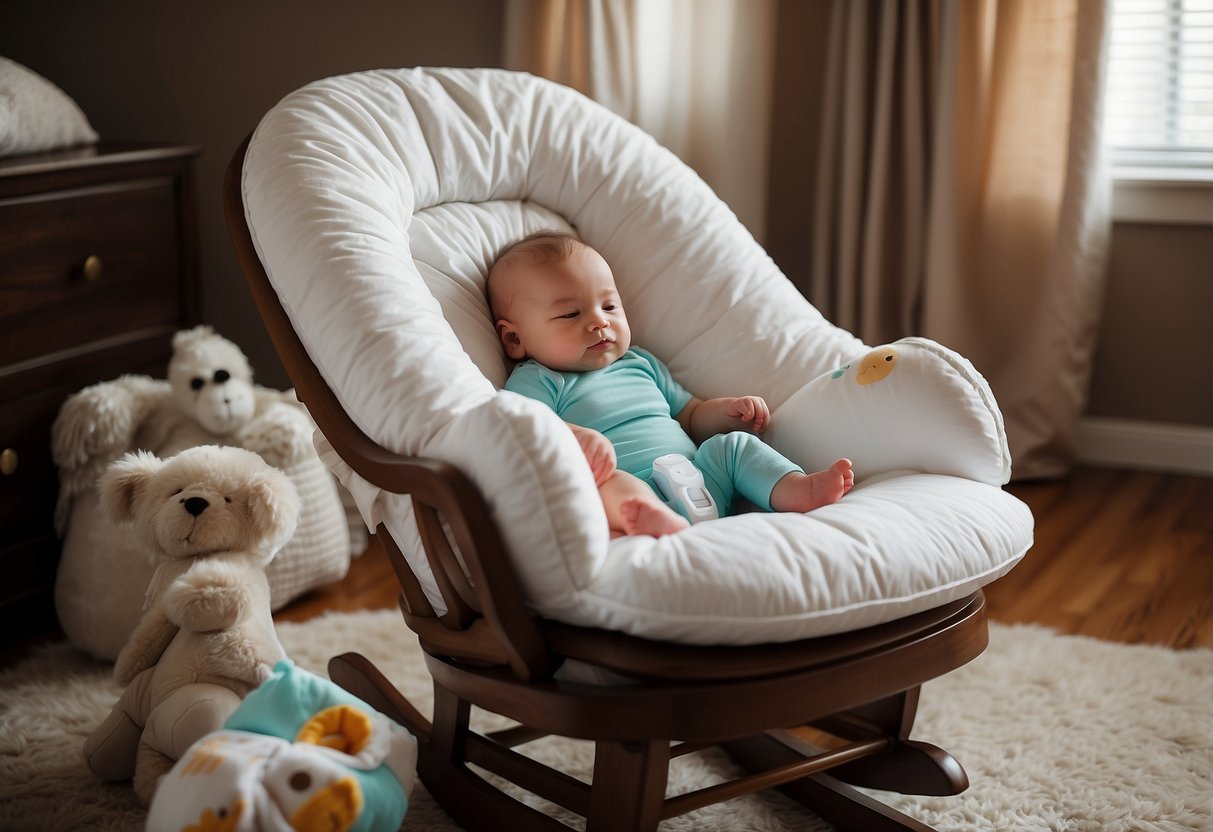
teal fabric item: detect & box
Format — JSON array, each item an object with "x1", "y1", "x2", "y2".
[
  {"x1": 691, "y1": 431, "x2": 801, "y2": 515},
  {"x1": 505, "y1": 347, "x2": 696, "y2": 480},
  {"x1": 226, "y1": 660, "x2": 408, "y2": 832},
  {"x1": 505, "y1": 347, "x2": 800, "y2": 515}
]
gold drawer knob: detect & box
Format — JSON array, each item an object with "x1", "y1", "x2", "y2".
[
  {"x1": 1, "y1": 448, "x2": 16, "y2": 476},
  {"x1": 82, "y1": 255, "x2": 103, "y2": 282}
]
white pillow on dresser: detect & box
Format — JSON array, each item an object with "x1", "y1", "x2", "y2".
[{"x1": 0, "y1": 56, "x2": 99, "y2": 157}]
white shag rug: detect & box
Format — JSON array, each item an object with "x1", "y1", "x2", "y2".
[{"x1": 1, "y1": 611, "x2": 1211, "y2": 832}]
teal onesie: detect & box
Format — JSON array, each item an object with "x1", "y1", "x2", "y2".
[{"x1": 504, "y1": 347, "x2": 802, "y2": 517}]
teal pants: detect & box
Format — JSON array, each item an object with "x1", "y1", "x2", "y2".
[{"x1": 647, "y1": 431, "x2": 802, "y2": 519}]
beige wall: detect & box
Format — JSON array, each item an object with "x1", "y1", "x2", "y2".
[
  {"x1": 1087, "y1": 223, "x2": 1213, "y2": 425},
  {"x1": 0, "y1": 0, "x2": 505, "y2": 389}
]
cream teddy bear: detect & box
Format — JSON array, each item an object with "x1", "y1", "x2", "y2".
[
  {"x1": 52, "y1": 326, "x2": 361, "y2": 660},
  {"x1": 83, "y1": 444, "x2": 300, "y2": 805}
]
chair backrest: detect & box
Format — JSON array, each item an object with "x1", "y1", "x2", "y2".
[
  {"x1": 225, "y1": 136, "x2": 554, "y2": 680},
  {"x1": 232, "y1": 67, "x2": 866, "y2": 653}
]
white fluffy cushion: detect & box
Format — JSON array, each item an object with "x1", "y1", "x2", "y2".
[
  {"x1": 0, "y1": 57, "x2": 98, "y2": 156},
  {"x1": 243, "y1": 68, "x2": 1032, "y2": 645}
]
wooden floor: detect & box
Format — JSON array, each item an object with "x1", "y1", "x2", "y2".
[
  {"x1": 276, "y1": 464, "x2": 1213, "y2": 649},
  {"x1": 986, "y1": 465, "x2": 1212, "y2": 649},
  {"x1": 2, "y1": 465, "x2": 1210, "y2": 671}
]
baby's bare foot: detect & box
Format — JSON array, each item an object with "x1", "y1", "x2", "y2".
[
  {"x1": 770, "y1": 459, "x2": 854, "y2": 513},
  {"x1": 620, "y1": 498, "x2": 690, "y2": 537}
]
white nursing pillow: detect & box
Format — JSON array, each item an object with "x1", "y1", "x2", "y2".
[
  {"x1": 245, "y1": 68, "x2": 1031, "y2": 645},
  {"x1": 767, "y1": 337, "x2": 1011, "y2": 485}
]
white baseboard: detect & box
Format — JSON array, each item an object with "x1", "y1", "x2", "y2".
[{"x1": 1075, "y1": 417, "x2": 1213, "y2": 476}]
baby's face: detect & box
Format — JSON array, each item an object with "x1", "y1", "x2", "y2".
[{"x1": 495, "y1": 247, "x2": 631, "y2": 372}]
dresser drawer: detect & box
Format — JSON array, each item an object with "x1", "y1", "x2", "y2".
[
  {"x1": 0, "y1": 177, "x2": 182, "y2": 366},
  {"x1": 0, "y1": 384, "x2": 68, "y2": 543},
  {"x1": 0, "y1": 143, "x2": 199, "y2": 634},
  {"x1": 0, "y1": 335, "x2": 173, "y2": 605}
]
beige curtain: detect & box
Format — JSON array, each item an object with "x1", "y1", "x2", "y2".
[
  {"x1": 811, "y1": 0, "x2": 1111, "y2": 479},
  {"x1": 503, "y1": 0, "x2": 776, "y2": 240}
]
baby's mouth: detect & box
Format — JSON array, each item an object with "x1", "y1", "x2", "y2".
[{"x1": 588, "y1": 338, "x2": 614, "y2": 351}]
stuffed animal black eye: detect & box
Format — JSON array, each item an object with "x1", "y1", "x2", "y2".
[
  {"x1": 224, "y1": 496, "x2": 232, "y2": 503},
  {"x1": 213, "y1": 369, "x2": 230, "y2": 384},
  {"x1": 190, "y1": 377, "x2": 205, "y2": 390}
]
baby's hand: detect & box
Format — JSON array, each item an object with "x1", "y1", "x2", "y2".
[
  {"x1": 567, "y1": 423, "x2": 617, "y2": 486},
  {"x1": 723, "y1": 396, "x2": 770, "y2": 433}
]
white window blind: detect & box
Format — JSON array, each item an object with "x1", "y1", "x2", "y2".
[{"x1": 1105, "y1": 0, "x2": 1213, "y2": 172}]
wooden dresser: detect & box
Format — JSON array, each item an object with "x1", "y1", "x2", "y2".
[{"x1": 0, "y1": 142, "x2": 199, "y2": 643}]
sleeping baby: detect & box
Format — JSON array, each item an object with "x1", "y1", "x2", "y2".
[{"x1": 487, "y1": 231, "x2": 853, "y2": 538}]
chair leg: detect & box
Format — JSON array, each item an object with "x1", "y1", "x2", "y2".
[
  {"x1": 423, "y1": 682, "x2": 576, "y2": 832},
  {"x1": 330, "y1": 653, "x2": 572, "y2": 832},
  {"x1": 586, "y1": 739, "x2": 670, "y2": 832},
  {"x1": 831, "y1": 739, "x2": 968, "y2": 795},
  {"x1": 723, "y1": 732, "x2": 940, "y2": 832},
  {"x1": 852, "y1": 687, "x2": 922, "y2": 738},
  {"x1": 812, "y1": 689, "x2": 969, "y2": 796}
]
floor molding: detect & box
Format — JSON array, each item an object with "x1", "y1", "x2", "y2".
[{"x1": 1075, "y1": 417, "x2": 1213, "y2": 476}]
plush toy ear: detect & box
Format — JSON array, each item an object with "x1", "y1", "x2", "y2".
[
  {"x1": 99, "y1": 450, "x2": 164, "y2": 523},
  {"x1": 247, "y1": 469, "x2": 301, "y2": 554},
  {"x1": 171, "y1": 324, "x2": 215, "y2": 352}
]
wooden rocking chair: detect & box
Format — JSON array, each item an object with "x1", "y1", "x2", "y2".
[{"x1": 226, "y1": 135, "x2": 986, "y2": 832}]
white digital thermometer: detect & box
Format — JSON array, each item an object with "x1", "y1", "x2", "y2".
[{"x1": 650, "y1": 454, "x2": 719, "y2": 524}]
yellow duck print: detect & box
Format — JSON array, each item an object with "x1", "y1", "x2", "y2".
[
  {"x1": 855, "y1": 346, "x2": 898, "y2": 386},
  {"x1": 296, "y1": 704, "x2": 374, "y2": 756},
  {"x1": 287, "y1": 774, "x2": 362, "y2": 832},
  {"x1": 184, "y1": 799, "x2": 244, "y2": 832}
]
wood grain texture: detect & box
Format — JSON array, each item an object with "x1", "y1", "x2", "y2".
[{"x1": 988, "y1": 467, "x2": 1213, "y2": 649}]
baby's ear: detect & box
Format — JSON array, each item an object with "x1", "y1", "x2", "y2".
[
  {"x1": 100, "y1": 451, "x2": 164, "y2": 523},
  {"x1": 496, "y1": 319, "x2": 525, "y2": 359}
]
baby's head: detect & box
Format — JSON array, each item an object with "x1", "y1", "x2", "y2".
[{"x1": 487, "y1": 231, "x2": 631, "y2": 372}]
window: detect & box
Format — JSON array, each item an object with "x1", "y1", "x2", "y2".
[
  {"x1": 1104, "y1": 0, "x2": 1213, "y2": 175},
  {"x1": 1105, "y1": 0, "x2": 1213, "y2": 223}
]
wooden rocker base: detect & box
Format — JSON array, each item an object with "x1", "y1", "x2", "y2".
[
  {"x1": 329, "y1": 593, "x2": 985, "y2": 832},
  {"x1": 332, "y1": 655, "x2": 966, "y2": 832},
  {"x1": 723, "y1": 733, "x2": 951, "y2": 832}
]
